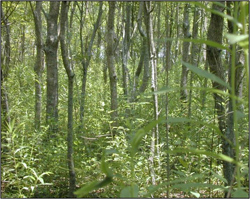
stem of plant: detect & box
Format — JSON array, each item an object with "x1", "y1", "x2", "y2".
[{"x1": 232, "y1": 1, "x2": 240, "y2": 189}]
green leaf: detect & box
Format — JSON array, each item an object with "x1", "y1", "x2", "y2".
[
  {"x1": 131, "y1": 129, "x2": 145, "y2": 156},
  {"x1": 181, "y1": 38, "x2": 230, "y2": 52},
  {"x1": 182, "y1": 61, "x2": 230, "y2": 90},
  {"x1": 144, "y1": 174, "x2": 205, "y2": 197},
  {"x1": 172, "y1": 182, "x2": 224, "y2": 190},
  {"x1": 225, "y1": 34, "x2": 248, "y2": 45},
  {"x1": 101, "y1": 152, "x2": 113, "y2": 177},
  {"x1": 74, "y1": 177, "x2": 113, "y2": 197},
  {"x1": 190, "y1": 191, "x2": 200, "y2": 198},
  {"x1": 74, "y1": 181, "x2": 100, "y2": 197},
  {"x1": 23, "y1": 175, "x2": 35, "y2": 182},
  {"x1": 131, "y1": 118, "x2": 164, "y2": 156},
  {"x1": 231, "y1": 189, "x2": 249, "y2": 198},
  {"x1": 178, "y1": 159, "x2": 188, "y2": 169},
  {"x1": 38, "y1": 177, "x2": 44, "y2": 184},
  {"x1": 166, "y1": 148, "x2": 239, "y2": 165},
  {"x1": 120, "y1": 185, "x2": 139, "y2": 197}
]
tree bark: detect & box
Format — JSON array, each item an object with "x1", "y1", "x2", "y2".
[
  {"x1": 207, "y1": 2, "x2": 234, "y2": 195},
  {"x1": 107, "y1": 1, "x2": 118, "y2": 130},
  {"x1": 60, "y1": 2, "x2": 76, "y2": 197},
  {"x1": 180, "y1": 3, "x2": 191, "y2": 102},
  {"x1": 132, "y1": 2, "x2": 150, "y2": 99},
  {"x1": 45, "y1": 2, "x2": 60, "y2": 136},
  {"x1": 122, "y1": 2, "x2": 131, "y2": 98},
  {"x1": 30, "y1": 1, "x2": 44, "y2": 130},
  {"x1": 164, "y1": 3, "x2": 173, "y2": 197},
  {"x1": 188, "y1": 5, "x2": 200, "y2": 123},
  {"x1": 144, "y1": 1, "x2": 159, "y2": 186},
  {"x1": 1, "y1": 5, "x2": 11, "y2": 129}
]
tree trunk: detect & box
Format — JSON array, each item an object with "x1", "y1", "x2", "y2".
[
  {"x1": 180, "y1": 3, "x2": 191, "y2": 102},
  {"x1": 60, "y1": 2, "x2": 76, "y2": 197},
  {"x1": 45, "y1": 2, "x2": 60, "y2": 136},
  {"x1": 164, "y1": 3, "x2": 173, "y2": 197},
  {"x1": 31, "y1": 1, "x2": 44, "y2": 130},
  {"x1": 137, "y1": 3, "x2": 150, "y2": 95},
  {"x1": 144, "y1": 1, "x2": 159, "y2": 186},
  {"x1": 174, "y1": 3, "x2": 179, "y2": 60},
  {"x1": 107, "y1": 1, "x2": 118, "y2": 130},
  {"x1": 122, "y1": 2, "x2": 131, "y2": 98},
  {"x1": 207, "y1": 2, "x2": 234, "y2": 196},
  {"x1": 188, "y1": 5, "x2": 199, "y2": 123},
  {"x1": 1, "y1": 5, "x2": 11, "y2": 129}
]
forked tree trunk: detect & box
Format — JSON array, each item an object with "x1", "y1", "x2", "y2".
[
  {"x1": 60, "y1": 2, "x2": 76, "y2": 197},
  {"x1": 78, "y1": 2, "x2": 103, "y2": 131}
]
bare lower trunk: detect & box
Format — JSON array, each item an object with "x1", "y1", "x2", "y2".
[
  {"x1": 31, "y1": 1, "x2": 44, "y2": 130},
  {"x1": 165, "y1": 4, "x2": 173, "y2": 197},
  {"x1": 180, "y1": 3, "x2": 191, "y2": 102},
  {"x1": 207, "y1": 2, "x2": 235, "y2": 196},
  {"x1": 60, "y1": 2, "x2": 76, "y2": 196},
  {"x1": 45, "y1": 2, "x2": 60, "y2": 136},
  {"x1": 1, "y1": 6, "x2": 11, "y2": 128},
  {"x1": 188, "y1": 5, "x2": 199, "y2": 125},
  {"x1": 144, "y1": 1, "x2": 159, "y2": 185},
  {"x1": 122, "y1": 3, "x2": 131, "y2": 98},
  {"x1": 107, "y1": 2, "x2": 118, "y2": 130}
]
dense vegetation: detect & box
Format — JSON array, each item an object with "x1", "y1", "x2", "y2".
[{"x1": 1, "y1": 1, "x2": 249, "y2": 198}]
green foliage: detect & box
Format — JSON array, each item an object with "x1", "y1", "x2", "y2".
[{"x1": 1, "y1": 1, "x2": 249, "y2": 198}]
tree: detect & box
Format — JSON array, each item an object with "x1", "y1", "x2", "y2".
[
  {"x1": 78, "y1": 2, "x2": 103, "y2": 131},
  {"x1": 207, "y1": 2, "x2": 235, "y2": 196},
  {"x1": 30, "y1": 1, "x2": 44, "y2": 130},
  {"x1": 164, "y1": 3, "x2": 174, "y2": 197},
  {"x1": 107, "y1": 1, "x2": 118, "y2": 130},
  {"x1": 59, "y1": 2, "x2": 76, "y2": 197},
  {"x1": 1, "y1": 4, "x2": 11, "y2": 129},
  {"x1": 144, "y1": 1, "x2": 159, "y2": 186},
  {"x1": 121, "y1": 2, "x2": 131, "y2": 98},
  {"x1": 180, "y1": 3, "x2": 191, "y2": 102},
  {"x1": 44, "y1": 2, "x2": 60, "y2": 135},
  {"x1": 188, "y1": 5, "x2": 200, "y2": 124}
]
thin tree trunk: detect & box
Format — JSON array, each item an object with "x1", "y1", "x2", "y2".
[
  {"x1": 30, "y1": 1, "x2": 44, "y2": 130},
  {"x1": 122, "y1": 2, "x2": 131, "y2": 98},
  {"x1": 180, "y1": 3, "x2": 191, "y2": 102},
  {"x1": 107, "y1": 2, "x2": 118, "y2": 131},
  {"x1": 45, "y1": 2, "x2": 60, "y2": 136},
  {"x1": 174, "y1": 3, "x2": 179, "y2": 60},
  {"x1": 60, "y1": 2, "x2": 76, "y2": 197},
  {"x1": 188, "y1": 5, "x2": 199, "y2": 124},
  {"x1": 144, "y1": 1, "x2": 159, "y2": 186},
  {"x1": 164, "y1": 3, "x2": 173, "y2": 197}
]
